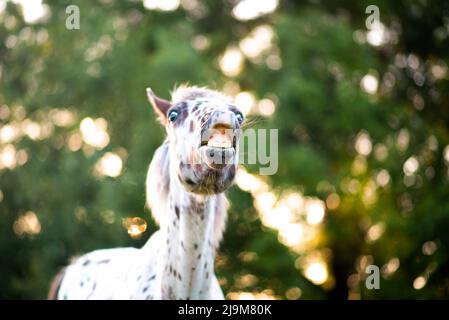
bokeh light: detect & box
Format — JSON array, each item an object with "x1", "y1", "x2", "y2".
[
  {"x1": 304, "y1": 261, "x2": 328, "y2": 285},
  {"x1": 219, "y1": 47, "x2": 244, "y2": 77},
  {"x1": 80, "y1": 117, "x2": 110, "y2": 149},
  {"x1": 13, "y1": 211, "x2": 41, "y2": 237},
  {"x1": 95, "y1": 152, "x2": 123, "y2": 178},
  {"x1": 232, "y1": 0, "x2": 278, "y2": 21},
  {"x1": 122, "y1": 217, "x2": 147, "y2": 239},
  {"x1": 234, "y1": 91, "x2": 256, "y2": 115},
  {"x1": 11, "y1": 0, "x2": 49, "y2": 24},
  {"x1": 143, "y1": 0, "x2": 180, "y2": 11},
  {"x1": 360, "y1": 74, "x2": 379, "y2": 94}
]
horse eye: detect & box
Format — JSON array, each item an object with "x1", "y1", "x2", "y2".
[
  {"x1": 235, "y1": 111, "x2": 244, "y2": 123},
  {"x1": 168, "y1": 109, "x2": 179, "y2": 122}
]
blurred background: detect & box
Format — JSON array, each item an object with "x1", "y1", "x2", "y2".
[{"x1": 1, "y1": 0, "x2": 449, "y2": 300}]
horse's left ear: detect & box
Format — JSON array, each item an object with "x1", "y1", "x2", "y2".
[{"x1": 146, "y1": 87, "x2": 171, "y2": 125}]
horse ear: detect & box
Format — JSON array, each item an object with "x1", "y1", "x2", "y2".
[{"x1": 146, "y1": 88, "x2": 171, "y2": 124}]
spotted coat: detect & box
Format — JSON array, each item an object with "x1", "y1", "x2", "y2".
[{"x1": 50, "y1": 86, "x2": 243, "y2": 300}]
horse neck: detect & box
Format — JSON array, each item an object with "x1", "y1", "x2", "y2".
[{"x1": 159, "y1": 159, "x2": 219, "y2": 300}]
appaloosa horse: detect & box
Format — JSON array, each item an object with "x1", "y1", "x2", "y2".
[{"x1": 48, "y1": 85, "x2": 244, "y2": 300}]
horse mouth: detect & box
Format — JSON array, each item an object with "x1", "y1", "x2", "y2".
[
  {"x1": 200, "y1": 135, "x2": 236, "y2": 150},
  {"x1": 200, "y1": 124, "x2": 236, "y2": 150},
  {"x1": 199, "y1": 125, "x2": 236, "y2": 169}
]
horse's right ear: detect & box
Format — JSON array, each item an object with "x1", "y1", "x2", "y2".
[{"x1": 146, "y1": 88, "x2": 171, "y2": 125}]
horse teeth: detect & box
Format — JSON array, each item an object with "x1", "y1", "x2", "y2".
[{"x1": 207, "y1": 141, "x2": 232, "y2": 148}]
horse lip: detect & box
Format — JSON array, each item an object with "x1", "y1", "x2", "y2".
[
  {"x1": 199, "y1": 127, "x2": 236, "y2": 149},
  {"x1": 199, "y1": 145, "x2": 236, "y2": 169}
]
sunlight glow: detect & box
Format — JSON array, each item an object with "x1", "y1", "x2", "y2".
[
  {"x1": 397, "y1": 129, "x2": 410, "y2": 151},
  {"x1": 403, "y1": 156, "x2": 419, "y2": 176},
  {"x1": 326, "y1": 193, "x2": 340, "y2": 210},
  {"x1": 143, "y1": 0, "x2": 180, "y2": 11},
  {"x1": 237, "y1": 168, "x2": 326, "y2": 255},
  {"x1": 13, "y1": 211, "x2": 41, "y2": 237},
  {"x1": 352, "y1": 156, "x2": 367, "y2": 175},
  {"x1": 254, "y1": 191, "x2": 276, "y2": 211},
  {"x1": 80, "y1": 117, "x2": 110, "y2": 149},
  {"x1": 443, "y1": 145, "x2": 449, "y2": 163},
  {"x1": 239, "y1": 25, "x2": 274, "y2": 60},
  {"x1": 355, "y1": 132, "x2": 372, "y2": 156},
  {"x1": 382, "y1": 257, "x2": 400, "y2": 277},
  {"x1": 95, "y1": 152, "x2": 123, "y2": 178},
  {"x1": 0, "y1": 144, "x2": 17, "y2": 170},
  {"x1": 227, "y1": 290, "x2": 278, "y2": 300},
  {"x1": 285, "y1": 287, "x2": 302, "y2": 300},
  {"x1": 12, "y1": 0, "x2": 49, "y2": 24},
  {"x1": 22, "y1": 120, "x2": 41, "y2": 140},
  {"x1": 366, "y1": 22, "x2": 387, "y2": 47},
  {"x1": 413, "y1": 276, "x2": 427, "y2": 290},
  {"x1": 235, "y1": 274, "x2": 258, "y2": 289},
  {"x1": 285, "y1": 192, "x2": 304, "y2": 212},
  {"x1": 360, "y1": 74, "x2": 378, "y2": 94},
  {"x1": 67, "y1": 132, "x2": 83, "y2": 151},
  {"x1": 219, "y1": 47, "x2": 244, "y2": 77},
  {"x1": 232, "y1": 0, "x2": 278, "y2": 21},
  {"x1": 431, "y1": 62, "x2": 448, "y2": 80},
  {"x1": 304, "y1": 261, "x2": 328, "y2": 285},
  {"x1": 191, "y1": 34, "x2": 209, "y2": 51},
  {"x1": 374, "y1": 144, "x2": 388, "y2": 161},
  {"x1": 236, "y1": 167, "x2": 330, "y2": 284},
  {"x1": 50, "y1": 109, "x2": 76, "y2": 127},
  {"x1": 265, "y1": 203, "x2": 291, "y2": 230},
  {"x1": 0, "y1": 124, "x2": 18, "y2": 143},
  {"x1": 236, "y1": 169, "x2": 265, "y2": 192},
  {"x1": 306, "y1": 200, "x2": 325, "y2": 225},
  {"x1": 366, "y1": 222, "x2": 385, "y2": 243},
  {"x1": 257, "y1": 98, "x2": 276, "y2": 117},
  {"x1": 362, "y1": 180, "x2": 378, "y2": 207},
  {"x1": 356, "y1": 255, "x2": 374, "y2": 273},
  {"x1": 122, "y1": 217, "x2": 147, "y2": 239},
  {"x1": 422, "y1": 241, "x2": 437, "y2": 256},
  {"x1": 16, "y1": 149, "x2": 28, "y2": 166},
  {"x1": 235, "y1": 91, "x2": 256, "y2": 115},
  {"x1": 376, "y1": 169, "x2": 391, "y2": 187},
  {"x1": 278, "y1": 223, "x2": 303, "y2": 247},
  {"x1": 266, "y1": 53, "x2": 282, "y2": 70},
  {"x1": 84, "y1": 36, "x2": 114, "y2": 62}
]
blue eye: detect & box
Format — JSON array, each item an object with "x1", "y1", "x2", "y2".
[
  {"x1": 168, "y1": 109, "x2": 179, "y2": 122},
  {"x1": 235, "y1": 111, "x2": 244, "y2": 123}
]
